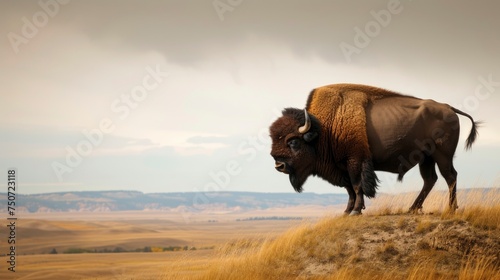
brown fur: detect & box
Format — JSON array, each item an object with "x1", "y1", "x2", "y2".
[
  {"x1": 306, "y1": 84, "x2": 406, "y2": 163},
  {"x1": 270, "y1": 83, "x2": 478, "y2": 214}
]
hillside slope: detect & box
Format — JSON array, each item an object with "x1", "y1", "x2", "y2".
[
  {"x1": 193, "y1": 210, "x2": 499, "y2": 279},
  {"x1": 180, "y1": 189, "x2": 500, "y2": 280}
]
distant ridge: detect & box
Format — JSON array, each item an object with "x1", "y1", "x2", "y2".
[{"x1": 0, "y1": 190, "x2": 348, "y2": 213}]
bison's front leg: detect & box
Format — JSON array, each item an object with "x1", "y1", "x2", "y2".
[
  {"x1": 350, "y1": 184, "x2": 365, "y2": 216},
  {"x1": 343, "y1": 185, "x2": 356, "y2": 215},
  {"x1": 347, "y1": 158, "x2": 378, "y2": 215}
]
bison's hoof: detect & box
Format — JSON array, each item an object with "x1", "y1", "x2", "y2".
[
  {"x1": 349, "y1": 210, "x2": 362, "y2": 216},
  {"x1": 409, "y1": 208, "x2": 423, "y2": 215}
]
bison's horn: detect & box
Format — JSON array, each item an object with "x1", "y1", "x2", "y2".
[{"x1": 298, "y1": 109, "x2": 311, "y2": 134}]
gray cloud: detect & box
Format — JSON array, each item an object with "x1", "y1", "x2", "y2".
[
  {"x1": 8, "y1": 0, "x2": 490, "y2": 75},
  {"x1": 3, "y1": 1, "x2": 495, "y2": 66}
]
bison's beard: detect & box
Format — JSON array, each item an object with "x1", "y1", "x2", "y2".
[{"x1": 289, "y1": 172, "x2": 308, "y2": 193}]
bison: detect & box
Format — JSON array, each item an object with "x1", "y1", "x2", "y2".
[{"x1": 269, "y1": 83, "x2": 479, "y2": 215}]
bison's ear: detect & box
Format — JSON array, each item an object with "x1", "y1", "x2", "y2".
[{"x1": 303, "y1": 131, "x2": 318, "y2": 142}]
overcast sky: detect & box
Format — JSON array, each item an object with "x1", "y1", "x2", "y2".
[{"x1": 1, "y1": 0, "x2": 499, "y2": 195}]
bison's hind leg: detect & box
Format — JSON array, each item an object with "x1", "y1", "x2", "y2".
[
  {"x1": 436, "y1": 160, "x2": 458, "y2": 213},
  {"x1": 409, "y1": 156, "x2": 437, "y2": 213},
  {"x1": 432, "y1": 149, "x2": 459, "y2": 213}
]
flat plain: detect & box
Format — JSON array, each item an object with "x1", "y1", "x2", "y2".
[{"x1": 0, "y1": 206, "x2": 340, "y2": 279}]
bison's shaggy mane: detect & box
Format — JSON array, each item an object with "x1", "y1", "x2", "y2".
[
  {"x1": 305, "y1": 83, "x2": 388, "y2": 198},
  {"x1": 306, "y1": 83, "x2": 419, "y2": 110},
  {"x1": 306, "y1": 83, "x2": 416, "y2": 108}
]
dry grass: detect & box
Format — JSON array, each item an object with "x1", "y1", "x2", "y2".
[
  {"x1": 367, "y1": 188, "x2": 499, "y2": 215},
  {"x1": 0, "y1": 211, "x2": 299, "y2": 280},
  {"x1": 187, "y1": 188, "x2": 500, "y2": 280},
  {"x1": 459, "y1": 204, "x2": 500, "y2": 230},
  {"x1": 414, "y1": 218, "x2": 436, "y2": 234},
  {"x1": 459, "y1": 255, "x2": 499, "y2": 280},
  {"x1": 2, "y1": 190, "x2": 497, "y2": 280},
  {"x1": 0, "y1": 251, "x2": 210, "y2": 280}
]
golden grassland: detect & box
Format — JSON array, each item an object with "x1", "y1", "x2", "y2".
[
  {"x1": 1, "y1": 251, "x2": 213, "y2": 280},
  {"x1": 0, "y1": 189, "x2": 498, "y2": 280},
  {"x1": 179, "y1": 188, "x2": 500, "y2": 280},
  {"x1": 6, "y1": 208, "x2": 318, "y2": 255},
  {"x1": 0, "y1": 208, "x2": 313, "y2": 280}
]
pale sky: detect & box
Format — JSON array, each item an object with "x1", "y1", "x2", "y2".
[{"x1": 1, "y1": 0, "x2": 499, "y2": 195}]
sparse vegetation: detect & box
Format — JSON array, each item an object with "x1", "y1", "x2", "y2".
[
  {"x1": 63, "y1": 248, "x2": 94, "y2": 254},
  {"x1": 236, "y1": 216, "x2": 303, "y2": 221},
  {"x1": 414, "y1": 218, "x2": 436, "y2": 234},
  {"x1": 61, "y1": 245, "x2": 201, "y2": 254},
  {"x1": 175, "y1": 188, "x2": 500, "y2": 280}
]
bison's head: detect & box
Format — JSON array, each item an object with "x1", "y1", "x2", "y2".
[{"x1": 269, "y1": 108, "x2": 320, "y2": 192}]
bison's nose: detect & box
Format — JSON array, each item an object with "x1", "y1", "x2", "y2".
[{"x1": 275, "y1": 161, "x2": 287, "y2": 173}]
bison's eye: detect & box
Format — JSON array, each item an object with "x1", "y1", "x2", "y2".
[{"x1": 287, "y1": 138, "x2": 300, "y2": 151}]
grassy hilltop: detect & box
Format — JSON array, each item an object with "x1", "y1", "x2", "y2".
[
  {"x1": 1, "y1": 189, "x2": 497, "y2": 280},
  {"x1": 173, "y1": 189, "x2": 499, "y2": 280}
]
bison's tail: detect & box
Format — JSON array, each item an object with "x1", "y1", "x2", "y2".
[
  {"x1": 451, "y1": 107, "x2": 481, "y2": 150},
  {"x1": 361, "y1": 159, "x2": 379, "y2": 198}
]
